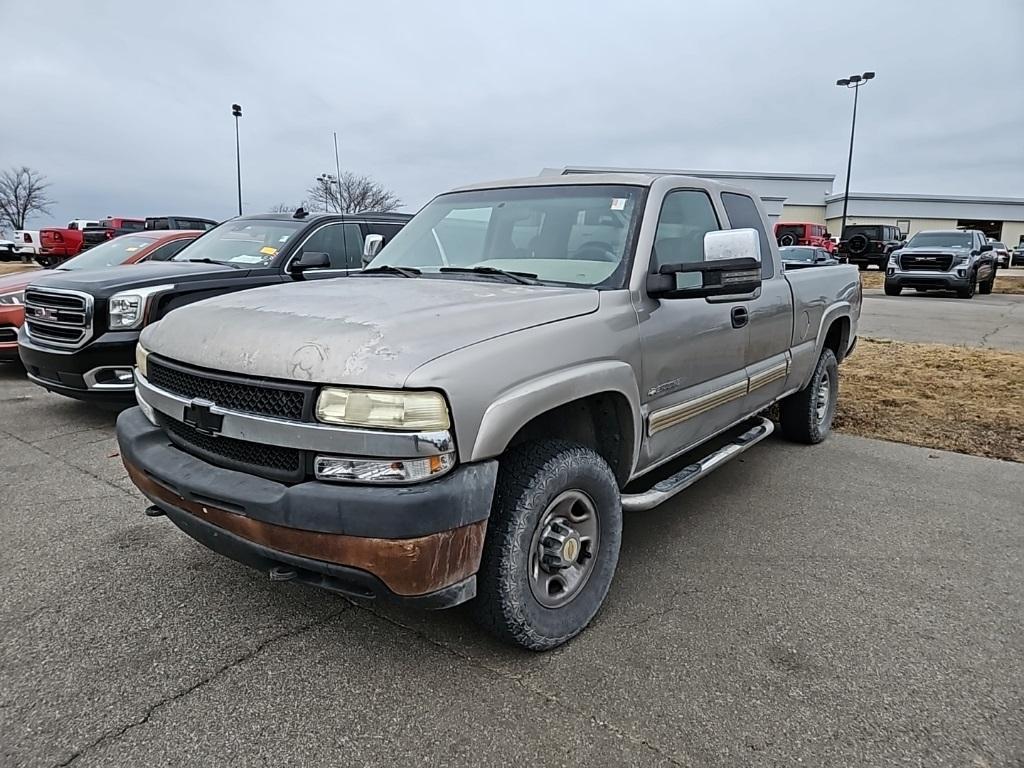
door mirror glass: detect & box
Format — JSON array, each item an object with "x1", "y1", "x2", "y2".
[{"x1": 362, "y1": 233, "x2": 384, "y2": 266}]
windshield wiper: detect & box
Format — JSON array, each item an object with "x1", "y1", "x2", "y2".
[
  {"x1": 185, "y1": 257, "x2": 241, "y2": 268},
  {"x1": 439, "y1": 266, "x2": 541, "y2": 285},
  {"x1": 359, "y1": 265, "x2": 421, "y2": 278}
]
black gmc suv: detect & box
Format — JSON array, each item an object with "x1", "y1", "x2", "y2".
[
  {"x1": 838, "y1": 224, "x2": 905, "y2": 270},
  {"x1": 18, "y1": 210, "x2": 411, "y2": 405}
]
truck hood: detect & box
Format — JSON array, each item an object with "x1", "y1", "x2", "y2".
[
  {"x1": 142, "y1": 277, "x2": 600, "y2": 388},
  {"x1": 27, "y1": 260, "x2": 242, "y2": 295},
  {"x1": 897, "y1": 245, "x2": 971, "y2": 256}
]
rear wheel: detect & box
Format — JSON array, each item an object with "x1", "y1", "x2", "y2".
[
  {"x1": 473, "y1": 440, "x2": 622, "y2": 651},
  {"x1": 779, "y1": 348, "x2": 838, "y2": 444}
]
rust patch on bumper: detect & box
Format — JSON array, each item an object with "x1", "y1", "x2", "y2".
[{"x1": 125, "y1": 460, "x2": 486, "y2": 596}]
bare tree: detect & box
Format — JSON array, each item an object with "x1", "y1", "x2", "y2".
[
  {"x1": 269, "y1": 202, "x2": 306, "y2": 213},
  {"x1": 306, "y1": 172, "x2": 401, "y2": 214},
  {"x1": 0, "y1": 166, "x2": 55, "y2": 230}
]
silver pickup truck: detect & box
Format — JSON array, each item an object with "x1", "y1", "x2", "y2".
[{"x1": 117, "y1": 173, "x2": 861, "y2": 650}]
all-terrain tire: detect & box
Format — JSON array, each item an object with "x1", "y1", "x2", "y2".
[
  {"x1": 884, "y1": 283, "x2": 902, "y2": 296},
  {"x1": 979, "y1": 271, "x2": 994, "y2": 295},
  {"x1": 779, "y1": 348, "x2": 838, "y2": 444},
  {"x1": 956, "y1": 271, "x2": 976, "y2": 299},
  {"x1": 472, "y1": 440, "x2": 622, "y2": 651}
]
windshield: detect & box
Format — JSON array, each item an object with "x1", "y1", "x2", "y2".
[
  {"x1": 367, "y1": 185, "x2": 644, "y2": 288},
  {"x1": 57, "y1": 235, "x2": 158, "y2": 270},
  {"x1": 906, "y1": 232, "x2": 973, "y2": 248},
  {"x1": 172, "y1": 219, "x2": 303, "y2": 267},
  {"x1": 779, "y1": 246, "x2": 818, "y2": 262}
]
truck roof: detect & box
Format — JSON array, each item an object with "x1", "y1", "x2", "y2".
[
  {"x1": 450, "y1": 172, "x2": 748, "y2": 196},
  {"x1": 239, "y1": 211, "x2": 413, "y2": 223}
]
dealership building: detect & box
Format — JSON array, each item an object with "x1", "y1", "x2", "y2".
[{"x1": 544, "y1": 166, "x2": 1024, "y2": 249}]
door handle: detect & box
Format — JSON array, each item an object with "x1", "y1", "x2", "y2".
[{"x1": 731, "y1": 306, "x2": 748, "y2": 329}]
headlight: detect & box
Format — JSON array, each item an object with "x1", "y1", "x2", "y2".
[
  {"x1": 135, "y1": 343, "x2": 150, "y2": 378},
  {"x1": 316, "y1": 387, "x2": 450, "y2": 431},
  {"x1": 108, "y1": 284, "x2": 174, "y2": 330},
  {"x1": 0, "y1": 291, "x2": 24, "y2": 305}
]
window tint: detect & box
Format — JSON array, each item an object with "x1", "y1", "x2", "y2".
[
  {"x1": 366, "y1": 223, "x2": 404, "y2": 245},
  {"x1": 721, "y1": 192, "x2": 773, "y2": 278},
  {"x1": 297, "y1": 222, "x2": 364, "y2": 269},
  {"x1": 145, "y1": 238, "x2": 194, "y2": 261},
  {"x1": 149, "y1": 218, "x2": 170, "y2": 230},
  {"x1": 68, "y1": 222, "x2": 79, "y2": 230},
  {"x1": 121, "y1": 220, "x2": 145, "y2": 232},
  {"x1": 652, "y1": 190, "x2": 720, "y2": 272}
]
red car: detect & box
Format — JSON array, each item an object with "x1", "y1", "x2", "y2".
[
  {"x1": 0, "y1": 230, "x2": 200, "y2": 361},
  {"x1": 774, "y1": 222, "x2": 835, "y2": 253}
]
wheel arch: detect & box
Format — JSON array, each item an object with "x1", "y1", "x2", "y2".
[{"x1": 469, "y1": 361, "x2": 642, "y2": 487}]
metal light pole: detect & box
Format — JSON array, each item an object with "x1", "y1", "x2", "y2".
[
  {"x1": 317, "y1": 173, "x2": 338, "y2": 212},
  {"x1": 835, "y1": 72, "x2": 875, "y2": 236},
  {"x1": 231, "y1": 104, "x2": 243, "y2": 216}
]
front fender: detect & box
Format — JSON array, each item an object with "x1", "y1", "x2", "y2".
[{"x1": 469, "y1": 360, "x2": 642, "y2": 473}]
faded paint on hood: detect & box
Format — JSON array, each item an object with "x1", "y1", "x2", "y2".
[{"x1": 142, "y1": 277, "x2": 600, "y2": 387}]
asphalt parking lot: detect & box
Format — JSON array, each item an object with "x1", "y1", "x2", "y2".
[
  {"x1": 2, "y1": 364, "x2": 1022, "y2": 767},
  {"x1": 860, "y1": 289, "x2": 1024, "y2": 351}
]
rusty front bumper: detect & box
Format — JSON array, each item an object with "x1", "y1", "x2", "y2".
[{"x1": 117, "y1": 407, "x2": 496, "y2": 608}]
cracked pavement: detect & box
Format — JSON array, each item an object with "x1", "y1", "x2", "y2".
[
  {"x1": 860, "y1": 289, "x2": 1024, "y2": 351},
  {"x1": 1, "y1": 364, "x2": 1022, "y2": 767}
]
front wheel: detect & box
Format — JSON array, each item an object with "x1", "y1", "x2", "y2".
[
  {"x1": 979, "y1": 270, "x2": 995, "y2": 295},
  {"x1": 857, "y1": 262, "x2": 867, "y2": 272},
  {"x1": 956, "y1": 272, "x2": 976, "y2": 299},
  {"x1": 779, "y1": 348, "x2": 838, "y2": 444},
  {"x1": 472, "y1": 440, "x2": 622, "y2": 651},
  {"x1": 884, "y1": 282, "x2": 902, "y2": 296}
]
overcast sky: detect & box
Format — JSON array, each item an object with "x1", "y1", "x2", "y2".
[{"x1": 3, "y1": 0, "x2": 1022, "y2": 228}]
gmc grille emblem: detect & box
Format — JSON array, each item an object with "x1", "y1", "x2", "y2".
[
  {"x1": 183, "y1": 399, "x2": 224, "y2": 436},
  {"x1": 29, "y1": 307, "x2": 58, "y2": 321}
]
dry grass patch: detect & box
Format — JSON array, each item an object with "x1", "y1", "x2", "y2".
[
  {"x1": 0, "y1": 263, "x2": 39, "y2": 276},
  {"x1": 859, "y1": 269, "x2": 1024, "y2": 294},
  {"x1": 835, "y1": 338, "x2": 1024, "y2": 462}
]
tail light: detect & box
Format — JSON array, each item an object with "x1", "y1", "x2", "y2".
[{"x1": 106, "y1": 229, "x2": 116, "y2": 239}]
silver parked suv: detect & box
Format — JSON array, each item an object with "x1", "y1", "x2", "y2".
[{"x1": 884, "y1": 229, "x2": 996, "y2": 299}]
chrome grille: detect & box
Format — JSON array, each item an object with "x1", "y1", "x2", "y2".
[{"x1": 24, "y1": 288, "x2": 93, "y2": 349}]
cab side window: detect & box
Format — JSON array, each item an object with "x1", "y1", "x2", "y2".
[
  {"x1": 720, "y1": 192, "x2": 774, "y2": 278},
  {"x1": 651, "y1": 190, "x2": 720, "y2": 283},
  {"x1": 296, "y1": 222, "x2": 365, "y2": 270}
]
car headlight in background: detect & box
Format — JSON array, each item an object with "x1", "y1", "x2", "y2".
[
  {"x1": 108, "y1": 284, "x2": 174, "y2": 330},
  {"x1": 316, "y1": 387, "x2": 451, "y2": 431},
  {"x1": 135, "y1": 343, "x2": 150, "y2": 378},
  {"x1": 0, "y1": 291, "x2": 24, "y2": 305}
]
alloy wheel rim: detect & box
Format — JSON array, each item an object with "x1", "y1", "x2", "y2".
[
  {"x1": 816, "y1": 371, "x2": 831, "y2": 425},
  {"x1": 528, "y1": 490, "x2": 600, "y2": 608}
]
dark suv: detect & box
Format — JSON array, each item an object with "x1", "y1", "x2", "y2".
[
  {"x1": 839, "y1": 224, "x2": 904, "y2": 270},
  {"x1": 19, "y1": 210, "x2": 411, "y2": 405}
]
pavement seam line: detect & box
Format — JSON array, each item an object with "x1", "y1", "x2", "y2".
[
  {"x1": 0, "y1": 423, "x2": 133, "y2": 499},
  {"x1": 52, "y1": 606, "x2": 349, "y2": 768},
  {"x1": 350, "y1": 602, "x2": 686, "y2": 768}
]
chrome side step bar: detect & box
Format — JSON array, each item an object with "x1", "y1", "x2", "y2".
[{"x1": 620, "y1": 417, "x2": 774, "y2": 512}]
